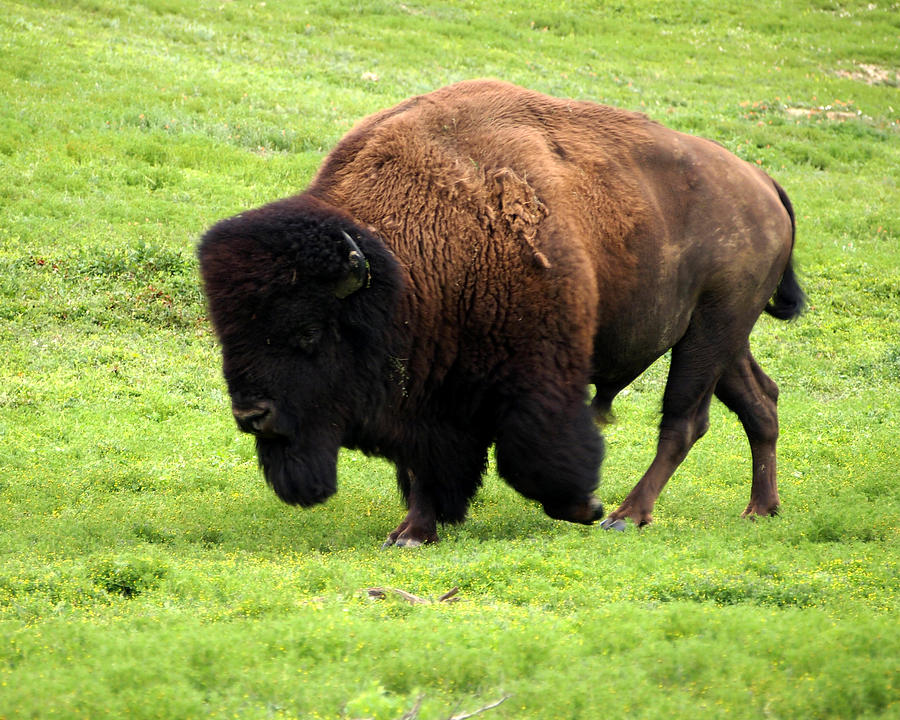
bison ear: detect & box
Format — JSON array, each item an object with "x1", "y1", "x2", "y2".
[{"x1": 333, "y1": 231, "x2": 369, "y2": 299}]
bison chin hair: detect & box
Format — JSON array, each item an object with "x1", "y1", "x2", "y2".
[{"x1": 255, "y1": 438, "x2": 338, "y2": 507}]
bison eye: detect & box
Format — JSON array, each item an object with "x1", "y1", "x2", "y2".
[{"x1": 296, "y1": 326, "x2": 323, "y2": 354}]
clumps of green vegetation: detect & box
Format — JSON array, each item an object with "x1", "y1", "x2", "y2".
[
  {"x1": 0, "y1": 564, "x2": 103, "y2": 609},
  {"x1": 89, "y1": 553, "x2": 169, "y2": 598},
  {"x1": 72, "y1": 240, "x2": 194, "y2": 280},
  {"x1": 646, "y1": 569, "x2": 819, "y2": 607}
]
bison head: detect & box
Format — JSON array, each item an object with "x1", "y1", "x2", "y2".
[{"x1": 198, "y1": 195, "x2": 400, "y2": 506}]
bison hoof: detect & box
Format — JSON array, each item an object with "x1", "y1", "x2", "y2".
[
  {"x1": 395, "y1": 537, "x2": 424, "y2": 548},
  {"x1": 741, "y1": 503, "x2": 780, "y2": 519},
  {"x1": 381, "y1": 531, "x2": 437, "y2": 549},
  {"x1": 543, "y1": 495, "x2": 604, "y2": 525},
  {"x1": 380, "y1": 536, "x2": 415, "y2": 549},
  {"x1": 600, "y1": 517, "x2": 627, "y2": 532}
]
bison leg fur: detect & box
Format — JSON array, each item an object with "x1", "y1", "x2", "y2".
[
  {"x1": 383, "y1": 469, "x2": 439, "y2": 548},
  {"x1": 604, "y1": 400, "x2": 714, "y2": 528},
  {"x1": 715, "y1": 349, "x2": 781, "y2": 519},
  {"x1": 604, "y1": 325, "x2": 723, "y2": 528},
  {"x1": 495, "y1": 399, "x2": 605, "y2": 525}
]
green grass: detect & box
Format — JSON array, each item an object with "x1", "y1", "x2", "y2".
[{"x1": 1, "y1": 1, "x2": 898, "y2": 718}]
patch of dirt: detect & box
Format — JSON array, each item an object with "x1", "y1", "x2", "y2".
[
  {"x1": 785, "y1": 107, "x2": 859, "y2": 122},
  {"x1": 835, "y1": 63, "x2": 899, "y2": 86}
]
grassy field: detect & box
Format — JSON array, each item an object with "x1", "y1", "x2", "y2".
[{"x1": 1, "y1": 0, "x2": 898, "y2": 718}]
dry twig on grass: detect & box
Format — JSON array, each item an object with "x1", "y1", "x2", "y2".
[
  {"x1": 398, "y1": 695, "x2": 424, "y2": 720},
  {"x1": 363, "y1": 693, "x2": 510, "y2": 720},
  {"x1": 448, "y1": 694, "x2": 511, "y2": 719},
  {"x1": 365, "y1": 586, "x2": 460, "y2": 604}
]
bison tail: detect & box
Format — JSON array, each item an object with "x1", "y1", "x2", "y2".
[
  {"x1": 765, "y1": 180, "x2": 807, "y2": 321},
  {"x1": 766, "y1": 258, "x2": 806, "y2": 320}
]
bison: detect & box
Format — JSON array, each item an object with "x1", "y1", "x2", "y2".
[{"x1": 198, "y1": 79, "x2": 804, "y2": 545}]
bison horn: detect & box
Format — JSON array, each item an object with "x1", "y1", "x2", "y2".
[{"x1": 334, "y1": 231, "x2": 369, "y2": 298}]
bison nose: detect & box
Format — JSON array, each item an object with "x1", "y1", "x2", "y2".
[{"x1": 232, "y1": 401, "x2": 278, "y2": 436}]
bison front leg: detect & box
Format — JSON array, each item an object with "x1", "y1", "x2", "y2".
[
  {"x1": 495, "y1": 398, "x2": 605, "y2": 525},
  {"x1": 382, "y1": 468, "x2": 439, "y2": 548},
  {"x1": 382, "y1": 434, "x2": 489, "y2": 548}
]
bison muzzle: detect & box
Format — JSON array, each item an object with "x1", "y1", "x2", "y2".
[{"x1": 199, "y1": 80, "x2": 805, "y2": 546}]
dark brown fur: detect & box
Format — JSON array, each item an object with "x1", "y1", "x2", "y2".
[{"x1": 199, "y1": 80, "x2": 804, "y2": 544}]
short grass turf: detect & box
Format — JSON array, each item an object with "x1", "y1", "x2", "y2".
[{"x1": 1, "y1": 1, "x2": 898, "y2": 718}]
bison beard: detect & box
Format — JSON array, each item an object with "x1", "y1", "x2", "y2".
[
  {"x1": 256, "y1": 437, "x2": 338, "y2": 507},
  {"x1": 198, "y1": 79, "x2": 805, "y2": 546}
]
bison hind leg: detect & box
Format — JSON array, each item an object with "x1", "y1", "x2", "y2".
[
  {"x1": 602, "y1": 311, "x2": 736, "y2": 528},
  {"x1": 495, "y1": 398, "x2": 605, "y2": 525},
  {"x1": 714, "y1": 349, "x2": 781, "y2": 518}
]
